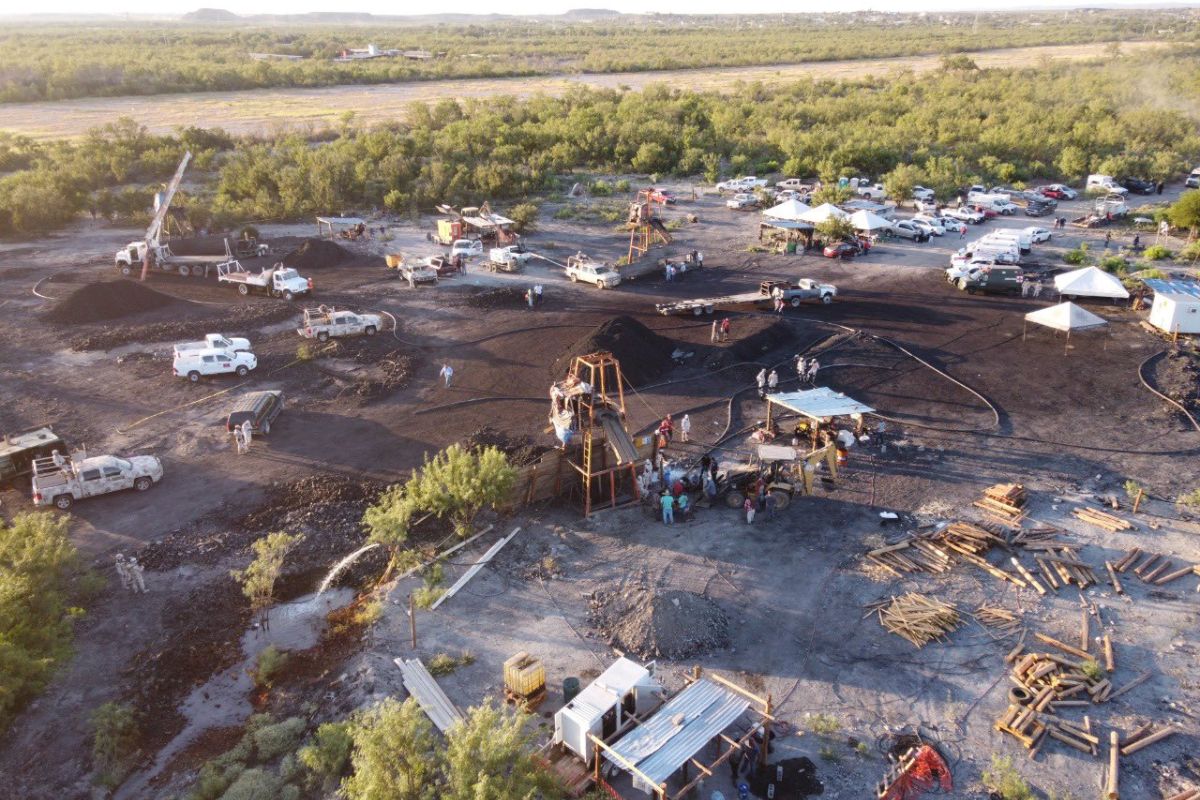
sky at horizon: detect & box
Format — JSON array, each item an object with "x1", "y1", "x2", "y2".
[{"x1": 0, "y1": 1, "x2": 1180, "y2": 18}]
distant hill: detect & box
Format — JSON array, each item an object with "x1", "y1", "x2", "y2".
[
  {"x1": 562, "y1": 8, "x2": 623, "y2": 18},
  {"x1": 182, "y1": 8, "x2": 240, "y2": 21}
]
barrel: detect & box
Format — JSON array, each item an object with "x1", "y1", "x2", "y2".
[
  {"x1": 563, "y1": 677, "x2": 581, "y2": 704},
  {"x1": 786, "y1": 241, "x2": 798, "y2": 254}
]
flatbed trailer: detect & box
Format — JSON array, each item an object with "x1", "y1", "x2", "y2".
[{"x1": 655, "y1": 278, "x2": 837, "y2": 316}]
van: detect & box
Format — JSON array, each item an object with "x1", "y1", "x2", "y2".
[
  {"x1": 226, "y1": 390, "x2": 285, "y2": 435},
  {"x1": 955, "y1": 265, "x2": 1021, "y2": 296},
  {"x1": 1086, "y1": 174, "x2": 1127, "y2": 195},
  {"x1": 982, "y1": 229, "x2": 1032, "y2": 253}
]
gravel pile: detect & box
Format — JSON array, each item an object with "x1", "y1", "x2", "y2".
[
  {"x1": 46, "y1": 279, "x2": 184, "y2": 325},
  {"x1": 554, "y1": 315, "x2": 675, "y2": 386},
  {"x1": 590, "y1": 587, "x2": 729, "y2": 659},
  {"x1": 282, "y1": 238, "x2": 349, "y2": 269},
  {"x1": 462, "y1": 424, "x2": 550, "y2": 466}
]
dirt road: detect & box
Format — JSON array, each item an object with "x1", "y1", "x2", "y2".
[{"x1": 0, "y1": 41, "x2": 1166, "y2": 139}]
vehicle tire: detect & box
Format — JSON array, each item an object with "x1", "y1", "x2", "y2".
[
  {"x1": 770, "y1": 490, "x2": 791, "y2": 511},
  {"x1": 966, "y1": 287, "x2": 978, "y2": 295},
  {"x1": 957, "y1": 279, "x2": 969, "y2": 291},
  {"x1": 790, "y1": 297, "x2": 802, "y2": 308},
  {"x1": 238, "y1": 284, "x2": 249, "y2": 296},
  {"x1": 317, "y1": 331, "x2": 329, "y2": 342},
  {"x1": 285, "y1": 291, "x2": 296, "y2": 301},
  {"x1": 821, "y1": 293, "x2": 833, "y2": 305},
  {"x1": 570, "y1": 275, "x2": 579, "y2": 283},
  {"x1": 120, "y1": 265, "x2": 133, "y2": 276},
  {"x1": 365, "y1": 326, "x2": 377, "y2": 336},
  {"x1": 134, "y1": 477, "x2": 152, "y2": 491},
  {"x1": 188, "y1": 371, "x2": 200, "y2": 382},
  {"x1": 53, "y1": 494, "x2": 73, "y2": 510},
  {"x1": 692, "y1": 306, "x2": 703, "y2": 316},
  {"x1": 725, "y1": 490, "x2": 745, "y2": 510},
  {"x1": 178, "y1": 265, "x2": 191, "y2": 277},
  {"x1": 236, "y1": 365, "x2": 249, "y2": 377},
  {"x1": 861, "y1": 193, "x2": 872, "y2": 199}
]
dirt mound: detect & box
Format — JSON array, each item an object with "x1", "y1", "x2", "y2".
[
  {"x1": 554, "y1": 316, "x2": 675, "y2": 386},
  {"x1": 590, "y1": 588, "x2": 728, "y2": 659},
  {"x1": 70, "y1": 302, "x2": 295, "y2": 351},
  {"x1": 282, "y1": 238, "x2": 349, "y2": 269},
  {"x1": 466, "y1": 287, "x2": 528, "y2": 309},
  {"x1": 705, "y1": 319, "x2": 797, "y2": 369},
  {"x1": 462, "y1": 425, "x2": 551, "y2": 466},
  {"x1": 1153, "y1": 350, "x2": 1200, "y2": 410},
  {"x1": 46, "y1": 279, "x2": 185, "y2": 325}
]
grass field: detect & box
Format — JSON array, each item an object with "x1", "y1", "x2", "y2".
[{"x1": 0, "y1": 41, "x2": 1166, "y2": 140}]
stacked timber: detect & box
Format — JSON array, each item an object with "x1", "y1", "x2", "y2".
[
  {"x1": 1115, "y1": 550, "x2": 1198, "y2": 586},
  {"x1": 974, "y1": 483, "x2": 1027, "y2": 522},
  {"x1": 975, "y1": 605, "x2": 1022, "y2": 635},
  {"x1": 875, "y1": 593, "x2": 960, "y2": 648},
  {"x1": 1072, "y1": 507, "x2": 1133, "y2": 532}
]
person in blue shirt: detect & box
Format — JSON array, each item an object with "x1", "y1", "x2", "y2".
[{"x1": 660, "y1": 491, "x2": 674, "y2": 524}]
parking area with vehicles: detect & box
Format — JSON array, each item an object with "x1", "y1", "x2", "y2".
[{"x1": 1, "y1": 170, "x2": 1199, "y2": 800}]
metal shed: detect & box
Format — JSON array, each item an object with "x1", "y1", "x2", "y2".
[
  {"x1": 1145, "y1": 279, "x2": 1200, "y2": 335},
  {"x1": 765, "y1": 387, "x2": 874, "y2": 429}
]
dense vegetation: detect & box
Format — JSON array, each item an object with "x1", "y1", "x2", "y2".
[
  {"x1": 0, "y1": 10, "x2": 1188, "y2": 102},
  {"x1": 3, "y1": 49, "x2": 1200, "y2": 238},
  {"x1": 0, "y1": 513, "x2": 91, "y2": 731}
]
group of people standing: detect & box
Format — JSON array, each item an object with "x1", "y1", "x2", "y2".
[
  {"x1": 525, "y1": 284, "x2": 544, "y2": 308},
  {"x1": 710, "y1": 318, "x2": 732, "y2": 342},
  {"x1": 754, "y1": 356, "x2": 819, "y2": 399},
  {"x1": 114, "y1": 553, "x2": 147, "y2": 593}
]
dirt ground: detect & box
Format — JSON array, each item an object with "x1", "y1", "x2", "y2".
[
  {"x1": 0, "y1": 41, "x2": 1167, "y2": 139},
  {"x1": 0, "y1": 178, "x2": 1198, "y2": 799}
]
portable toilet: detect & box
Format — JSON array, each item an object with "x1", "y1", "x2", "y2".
[{"x1": 554, "y1": 657, "x2": 662, "y2": 762}]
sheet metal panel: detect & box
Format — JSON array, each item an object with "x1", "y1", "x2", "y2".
[
  {"x1": 1144, "y1": 279, "x2": 1200, "y2": 302},
  {"x1": 609, "y1": 679, "x2": 749, "y2": 790},
  {"x1": 768, "y1": 387, "x2": 874, "y2": 420}
]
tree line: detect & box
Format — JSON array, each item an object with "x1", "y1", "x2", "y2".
[
  {"x1": 0, "y1": 10, "x2": 1184, "y2": 102},
  {"x1": 2, "y1": 48, "x2": 1199, "y2": 237}
]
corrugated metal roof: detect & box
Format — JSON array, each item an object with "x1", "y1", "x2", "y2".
[
  {"x1": 609, "y1": 679, "x2": 749, "y2": 791},
  {"x1": 1144, "y1": 279, "x2": 1200, "y2": 302},
  {"x1": 768, "y1": 387, "x2": 874, "y2": 420}
]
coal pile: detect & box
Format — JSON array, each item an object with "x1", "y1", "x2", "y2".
[
  {"x1": 1154, "y1": 350, "x2": 1200, "y2": 410},
  {"x1": 466, "y1": 287, "x2": 528, "y2": 309},
  {"x1": 46, "y1": 279, "x2": 184, "y2": 325},
  {"x1": 462, "y1": 424, "x2": 550, "y2": 466},
  {"x1": 554, "y1": 315, "x2": 675, "y2": 386},
  {"x1": 748, "y1": 757, "x2": 824, "y2": 799},
  {"x1": 70, "y1": 302, "x2": 295, "y2": 351},
  {"x1": 283, "y1": 238, "x2": 349, "y2": 269},
  {"x1": 590, "y1": 587, "x2": 729, "y2": 659},
  {"x1": 705, "y1": 319, "x2": 796, "y2": 369}
]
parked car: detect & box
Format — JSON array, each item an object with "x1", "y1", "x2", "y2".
[
  {"x1": 1024, "y1": 226, "x2": 1052, "y2": 244},
  {"x1": 776, "y1": 188, "x2": 810, "y2": 203},
  {"x1": 776, "y1": 178, "x2": 814, "y2": 191},
  {"x1": 173, "y1": 347, "x2": 257, "y2": 382},
  {"x1": 1187, "y1": 169, "x2": 1200, "y2": 189},
  {"x1": 930, "y1": 215, "x2": 966, "y2": 233},
  {"x1": 856, "y1": 182, "x2": 887, "y2": 200},
  {"x1": 822, "y1": 241, "x2": 864, "y2": 259},
  {"x1": 422, "y1": 255, "x2": 460, "y2": 277},
  {"x1": 565, "y1": 255, "x2": 621, "y2": 289},
  {"x1": 173, "y1": 333, "x2": 251, "y2": 357},
  {"x1": 32, "y1": 453, "x2": 163, "y2": 510},
  {"x1": 1120, "y1": 177, "x2": 1156, "y2": 195},
  {"x1": 909, "y1": 218, "x2": 944, "y2": 237},
  {"x1": 1024, "y1": 200, "x2": 1055, "y2": 217},
  {"x1": 1087, "y1": 174, "x2": 1127, "y2": 195},
  {"x1": 948, "y1": 207, "x2": 986, "y2": 224},
  {"x1": 911, "y1": 185, "x2": 936, "y2": 202},
  {"x1": 226, "y1": 390, "x2": 285, "y2": 435},
  {"x1": 725, "y1": 193, "x2": 760, "y2": 210},
  {"x1": 716, "y1": 176, "x2": 767, "y2": 192},
  {"x1": 991, "y1": 200, "x2": 1020, "y2": 216},
  {"x1": 954, "y1": 265, "x2": 1021, "y2": 296},
  {"x1": 297, "y1": 307, "x2": 381, "y2": 341},
  {"x1": 450, "y1": 239, "x2": 484, "y2": 259},
  {"x1": 891, "y1": 221, "x2": 931, "y2": 242},
  {"x1": 1038, "y1": 184, "x2": 1077, "y2": 200},
  {"x1": 648, "y1": 188, "x2": 677, "y2": 204}
]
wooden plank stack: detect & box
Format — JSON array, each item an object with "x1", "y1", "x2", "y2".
[
  {"x1": 975, "y1": 605, "x2": 1022, "y2": 635},
  {"x1": 875, "y1": 593, "x2": 960, "y2": 648},
  {"x1": 1072, "y1": 506, "x2": 1133, "y2": 532},
  {"x1": 994, "y1": 649, "x2": 1113, "y2": 758},
  {"x1": 865, "y1": 534, "x2": 954, "y2": 577},
  {"x1": 974, "y1": 483, "x2": 1027, "y2": 522},
  {"x1": 1113, "y1": 548, "x2": 1199, "y2": 587},
  {"x1": 1020, "y1": 543, "x2": 1100, "y2": 591}
]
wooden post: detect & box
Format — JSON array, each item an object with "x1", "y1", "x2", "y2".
[
  {"x1": 1132, "y1": 488, "x2": 1144, "y2": 514},
  {"x1": 409, "y1": 594, "x2": 417, "y2": 648},
  {"x1": 1080, "y1": 606, "x2": 1090, "y2": 652},
  {"x1": 759, "y1": 694, "x2": 773, "y2": 768},
  {"x1": 1107, "y1": 729, "x2": 1120, "y2": 799}
]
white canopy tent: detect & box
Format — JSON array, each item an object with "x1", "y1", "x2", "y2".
[
  {"x1": 849, "y1": 209, "x2": 894, "y2": 232},
  {"x1": 1023, "y1": 301, "x2": 1109, "y2": 353},
  {"x1": 1054, "y1": 266, "x2": 1130, "y2": 300},
  {"x1": 798, "y1": 203, "x2": 850, "y2": 225},
  {"x1": 762, "y1": 197, "x2": 812, "y2": 221}
]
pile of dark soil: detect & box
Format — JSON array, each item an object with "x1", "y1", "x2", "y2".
[
  {"x1": 589, "y1": 587, "x2": 728, "y2": 659},
  {"x1": 462, "y1": 425, "x2": 550, "y2": 466},
  {"x1": 70, "y1": 302, "x2": 296, "y2": 351},
  {"x1": 1153, "y1": 350, "x2": 1200, "y2": 410},
  {"x1": 46, "y1": 279, "x2": 184, "y2": 325},
  {"x1": 554, "y1": 315, "x2": 675, "y2": 386},
  {"x1": 283, "y1": 238, "x2": 348, "y2": 269},
  {"x1": 748, "y1": 758, "x2": 824, "y2": 799},
  {"x1": 704, "y1": 319, "x2": 797, "y2": 370},
  {"x1": 466, "y1": 286, "x2": 528, "y2": 309}
]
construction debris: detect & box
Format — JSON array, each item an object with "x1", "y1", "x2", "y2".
[
  {"x1": 394, "y1": 657, "x2": 465, "y2": 733},
  {"x1": 874, "y1": 594, "x2": 960, "y2": 648},
  {"x1": 973, "y1": 483, "x2": 1027, "y2": 522},
  {"x1": 876, "y1": 744, "x2": 953, "y2": 800},
  {"x1": 974, "y1": 605, "x2": 1022, "y2": 635},
  {"x1": 1072, "y1": 506, "x2": 1134, "y2": 532}
]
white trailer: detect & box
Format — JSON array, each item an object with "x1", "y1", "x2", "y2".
[
  {"x1": 217, "y1": 261, "x2": 312, "y2": 299},
  {"x1": 655, "y1": 279, "x2": 837, "y2": 316}
]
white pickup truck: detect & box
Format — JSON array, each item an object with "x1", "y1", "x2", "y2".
[
  {"x1": 716, "y1": 176, "x2": 768, "y2": 193},
  {"x1": 490, "y1": 245, "x2": 533, "y2": 267},
  {"x1": 173, "y1": 334, "x2": 251, "y2": 357},
  {"x1": 855, "y1": 183, "x2": 887, "y2": 200},
  {"x1": 173, "y1": 347, "x2": 258, "y2": 381},
  {"x1": 32, "y1": 453, "x2": 163, "y2": 510},
  {"x1": 217, "y1": 261, "x2": 312, "y2": 299},
  {"x1": 565, "y1": 255, "x2": 621, "y2": 289},
  {"x1": 297, "y1": 307, "x2": 381, "y2": 341}
]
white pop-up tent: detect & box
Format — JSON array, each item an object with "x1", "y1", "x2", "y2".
[
  {"x1": 1054, "y1": 266, "x2": 1130, "y2": 300},
  {"x1": 762, "y1": 197, "x2": 812, "y2": 221},
  {"x1": 849, "y1": 209, "x2": 893, "y2": 232},
  {"x1": 798, "y1": 203, "x2": 850, "y2": 225},
  {"x1": 1023, "y1": 301, "x2": 1109, "y2": 353}
]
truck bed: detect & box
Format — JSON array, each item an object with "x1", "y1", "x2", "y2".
[{"x1": 655, "y1": 291, "x2": 764, "y2": 315}]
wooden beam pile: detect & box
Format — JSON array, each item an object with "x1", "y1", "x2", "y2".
[
  {"x1": 1072, "y1": 506, "x2": 1133, "y2": 532},
  {"x1": 994, "y1": 648, "x2": 1113, "y2": 757},
  {"x1": 1021, "y1": 542, "x2": 1099, "y2": 591},
  {"x1": 975, "y1": 605, "x2": 1022, "y2": 635},
  {"x1": 1112, "y1": 548, "x2": 1198, "y2": 587},
  {"x1": 1119, "y1": 722, "x2": 1180, "y2": 755},
  {"x1": 865, "y1": 534, "x2": 954, "y2": 577},
  {"x1": 875, "y1": 593, "x2": 960, "y2": 648},
  {"x1": 974, "y1": 483, "x2": 1027, "y2": 522}
]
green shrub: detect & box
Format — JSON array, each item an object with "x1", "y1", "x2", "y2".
[
  {"x1": 1099, "y1": 255, "x2": 1126, "y2": 273},
  {"x1": 1142, "y1": 244, "x2": 1171, "y2": 260},
  {"x1": 298, "y1": 721, "x2": 353, "y2": 782},
  {"x1": 982, "y1": 755, "x2": 1034, "y2": 800},
  {"x1": 818, "y1": 745, "x2": 840, "y2": 762},
  {"x1": 252, "y1": 646, "x2": 288, "y2": 689},
  {"x1": 90, "y1": 702, "x2": 140, "y2": 789},
  {"x1": 192, "y1": 761, "x2": 244, "y2": 800},
  {"x1": 427, "y1": 651, "x2": 475, "y2": 677},
  {"x1": 806, "y1": 713, "x2": 841, "y2": 736},
  {"x1": 1062, "y1": 248, "x2": 1087, "y2": 265},
  {"x1": 1080, "y1": 659, "x2": 1105, "y2": 681},
  {"x1": 507, "y1": 202, "x2": 539, "y2": 233},
  {"x1": 251, "y1": 717, "x2": 305, "y2": 763},
  {"x1": 1180, "y1": 242, "x2": 1200, "y2": 260},
  {"x1": 1178, "y1": 488, "x2": 1200, "y2": 508},
  {"x1": 590, "y1": 180, "x2": 612, "y2": 196},
  {"x1": 614, "y1": 179, "x2": 631, "y2": 193},
  {"x1": 1139, "y1": 268, "x2": 1166, "y2": 280},
  {"x1": 217, "y1": 767, "x2": 283, "y2": 800}
]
